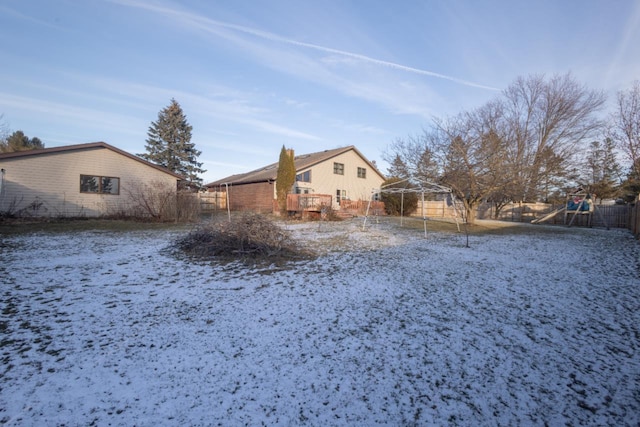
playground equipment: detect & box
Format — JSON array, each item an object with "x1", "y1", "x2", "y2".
[{"x1": 531, "y1": 190, "x2": 609, "y2": 229}]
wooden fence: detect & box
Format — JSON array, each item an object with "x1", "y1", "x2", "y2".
[
  {"x1": 631, "y1": 198, "x2": 640, "y2": 238},
  {"x1": 405, "y1": 200, "x2": 636, "y2": 232},
  {"x1": 197, "y1": 192, "x2": 227, "y2": 212},
  {"x1": 197, "y1": 190, "x2": 640, "y2": 238},
  {"x1": 476, "y1": 201, "x2": 632, "y2": 229},
  {"x1": 408, "y1": 200, "x2": 463, "y2": 219},
  {"x1": 340, "y1": 200, "x2": 385, "y2": 216}
]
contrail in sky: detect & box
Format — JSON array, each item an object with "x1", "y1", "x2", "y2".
[
  {"x1": 207, "y1": 19, "x2": 500, "y2": 91},
  {"x1": 111, "y1": 0, "x2": 499, "y2": 91}
]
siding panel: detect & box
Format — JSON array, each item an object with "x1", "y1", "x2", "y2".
[
  {"x1": 0, "y1": 147, "x2": 178, "y2": 217},
  {"x1": 296, "y1": 150, "x2": 384, "y2": 208}
]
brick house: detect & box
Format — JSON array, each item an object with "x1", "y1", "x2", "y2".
[{"x1": 205, "y1": 146, "x2": 385, "y2": 213}]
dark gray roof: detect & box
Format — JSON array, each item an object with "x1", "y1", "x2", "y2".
[
  {"x1": 0, "y1": 141, "x2": 184, "y2": 179},
  {"x1": 206, "y1": 145, "x2": 384, "y2": 187}
]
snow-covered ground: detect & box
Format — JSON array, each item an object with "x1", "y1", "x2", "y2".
[{"x1": 1, "y1": 218, "x2": 639, "y2": 426}]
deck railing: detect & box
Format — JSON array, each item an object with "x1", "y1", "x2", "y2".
[{"x1": 287, "y1": 194, "x2": 333, "y2": 212}]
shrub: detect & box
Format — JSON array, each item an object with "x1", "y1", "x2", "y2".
[
  {"x1": 380, "y1": 178, "x2": 418, "y2": 215},
  {"x1": 123, "y1": 180, "x2": 200, "y2": 222},
  {"x1": 175, "y1": 212, "x2": 308, "y2": 262}
]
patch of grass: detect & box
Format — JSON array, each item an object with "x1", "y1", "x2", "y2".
[
  {"x1": 380, "y1": 216, "x2": 573, "y2": 236},
  {"x1": 0, "y1": 218, "x2": 188, "y2": 235}
]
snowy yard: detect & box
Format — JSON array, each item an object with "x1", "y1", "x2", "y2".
[{"x1": 1, "y1": 218, "x2": 639, "y2": 426}]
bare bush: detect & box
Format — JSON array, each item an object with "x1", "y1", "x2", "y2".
[
  {"x1": 124, "y1": 180, "x2": 175, "y2": 220},
  {"x1": 175, "y1": 212, "x2": 309, "y2": 261},
  {"x1": 123, "y1": 180, "x2": 200, "y2": 222},
  {"x1": 176, "y1": 191, "x2": 201, "y2": 222}
]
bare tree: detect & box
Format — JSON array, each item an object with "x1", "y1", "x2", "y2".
[
  {"x1": 384, "y1": 102, "x2": 509, "y2": 223},
  {"x1": 436, "y1": 100, "x2": 510, "y2": 223},
  {"x1": 609, "y1": 81, "x2": 640, "y2": 188},
  {"x1": 384, "y1": 73, "x2": 606, "y2": 222},
  {"x1": 502, "y1": 73, "x2": 606, "y2": 202},
  {"x1": 0, "y1": 114, "x2": 9, "y2": 141}
]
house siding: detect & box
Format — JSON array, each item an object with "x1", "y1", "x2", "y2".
[
  {"x1": 0, "y1": 146, "x2": 178, "y2": 217},
  {"x1": 206, "y1": 146, "x2": 385, "y2": 213},
  {"x1": 295, "y1": 150, "x2": 384, "y2": 208}
]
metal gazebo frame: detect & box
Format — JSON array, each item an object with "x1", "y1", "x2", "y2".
[{"x1": 362, "y1": 178, "x2": 461, "y2": 237}]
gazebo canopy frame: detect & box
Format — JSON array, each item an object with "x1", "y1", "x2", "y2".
[{"x1": 362, "y1": 177, "x2": 461, "y2": 237}]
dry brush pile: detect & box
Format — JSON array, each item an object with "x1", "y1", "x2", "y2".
[{"x1": 175, "y1": 212, "x2": 310, "y2": 263}]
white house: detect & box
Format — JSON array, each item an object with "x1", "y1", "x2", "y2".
[
  {"x1": 0, "y1": 142, "x2": 183, "y2": 218},
  {"x1": 206, "y1": 145, "x2": 386, "y2": 213}
]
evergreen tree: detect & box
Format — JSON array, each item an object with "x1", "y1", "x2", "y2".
[
  {"x1": 276, "y1": 145, "x2": 296, "y2": 215},
  {"x1": 583, "y1": 138, "x2": 622, "y2": 202},
  {"x1": 0, "y1": 130, "x2": 44, "y2": 153},
  {"x1": 140, "y1": 99, "x2": 205, "y2": 188},
  {"x1": 387, "y1": 154, "x2": 410, "y2": 179},
  {"x1": 620, "y1": 159, "x2": 640, "y2": 203}
]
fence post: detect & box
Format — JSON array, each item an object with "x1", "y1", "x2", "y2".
[{"x1": 633, "y1": 196, "x2": 640, "y2": 238}]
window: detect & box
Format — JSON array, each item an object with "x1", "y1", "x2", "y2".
[
  {"x1": 336, "y1": 189, "x2": 346, "y2": 204},
  {"x1": 333, "y1": 162, "x2": 344, "y2": 175},
  {"x1": 357, "y1": 167, "x2": 367, "y2": 179},
  {"x1": 80, "y1": 175, "x2": 120, "y2": 195},
  {"x1": 296, "y1": 186, "x2": 312, "y2": 194},
  {"x1": 296, "y1": 170, "x2": 311, "y2": 182}
]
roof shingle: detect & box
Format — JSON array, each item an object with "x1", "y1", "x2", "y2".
[{"x1": 206, "y1": 145, "x2": 383, "y2": 187}]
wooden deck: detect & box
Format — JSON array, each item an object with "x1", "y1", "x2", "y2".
[{"x1": 287, "y1": 194, "x2": 333, "y2": 212}]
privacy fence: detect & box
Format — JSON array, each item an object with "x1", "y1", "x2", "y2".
[
  {"x1": 631, "y1": 200, "x2": 640, "y2": 238},
  {"x1": 409, "y1": 199, "x2": 639, "y2": 237},
  {"x1": 197, "y1": 192, "x2": 227, "y2": 212},
  {"x1": 197, "y1": 191, "x2": 640, "y2": 238}
]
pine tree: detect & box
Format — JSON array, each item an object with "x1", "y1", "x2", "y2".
[
  {"x1": 140, "y1": 99, "x2": 205, "y2": 188},
  {"x1": 387, "y1": 154, "x2": 410, "y2": 179},
  {"x1": 0, "y1": 130, "x2": 44, "y2": 153},
  {"x1": 584, "y1": 138, "x2": 622, "y2": 202},
  {"x1": 276, "y1": 145, "x2": 296, "y2": 214}
]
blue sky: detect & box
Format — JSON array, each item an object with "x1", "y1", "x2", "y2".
[{"x1": 1, "y1": 0, "x2": 639, "y2": 184}]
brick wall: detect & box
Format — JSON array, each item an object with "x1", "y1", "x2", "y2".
[{"x1": 228, "y1": 182, "x2": 274, "y2": 213}]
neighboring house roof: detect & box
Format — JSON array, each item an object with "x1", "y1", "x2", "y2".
[
  {"x1": 206, "y1": 145, "x2": 385, "y2": 187},
  {"x1": 0, "y1": 141, "x2": 184, "y2": 179}
]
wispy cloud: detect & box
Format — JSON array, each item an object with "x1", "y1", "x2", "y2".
[
  {"x1": 6, "y1": 71, "x2": 321, "y2": 142},
  {"x1": 0, "y1": 5, "x2": 68, "y2": 31},
  {"x1": 84, "y1": 77, "x2": 322, "y2": 140},
  {"x1": 109, "y1": 0, "x2": 499, "y2": 91},
  {"x1": 0, "y1": 92, "x2": 141, "y2": 134},
  {"x1": 606, "y1": 1, "x2": 640, "y2": 89}
]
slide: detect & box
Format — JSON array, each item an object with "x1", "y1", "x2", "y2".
[{"x1": 531, "y1": 207, "x2": 566, "y2": 224}]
